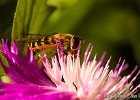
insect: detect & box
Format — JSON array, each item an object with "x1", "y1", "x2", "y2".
[{"x1": 18, "y1": 33, "x2": 82, "y2": 56}]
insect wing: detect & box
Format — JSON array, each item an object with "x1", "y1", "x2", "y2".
[{"x1": 17, "y1": 34, "x2": 51, "y2": 43}]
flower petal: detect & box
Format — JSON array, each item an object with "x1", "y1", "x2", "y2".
[
  {"x1": 0, "y1": 40, "x2": 55, "y2": 87},
  {"x1": 0, "y1": 83, "x2": 77, "y2": 100}
]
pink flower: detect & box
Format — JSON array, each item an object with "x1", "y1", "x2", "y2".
[{"x1": 0, "y1": 39, "x2": 139, "y2": 100}]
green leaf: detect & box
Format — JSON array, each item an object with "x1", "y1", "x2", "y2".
[
  {"x1": 12, "y1": 0, "x2": 56, "y2": 41},
  {"x1": 0, "y1": 52, "x2": 8, "y2": 77},
  {"x1": 41, "y1": 0, "x2": 96, "y2": 34}
]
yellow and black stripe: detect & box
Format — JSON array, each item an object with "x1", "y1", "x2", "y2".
[{"x1": 23, "y1": 33, "x2": 82, "y2": 55}]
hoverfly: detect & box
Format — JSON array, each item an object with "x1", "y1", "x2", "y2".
[{"x1": 18, "y1": 33, "x2": 82, "y2": 56}]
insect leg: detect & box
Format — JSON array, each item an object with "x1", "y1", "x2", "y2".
[{"x1": 37, "y1": 50, "x2": 57, "y2": 63}]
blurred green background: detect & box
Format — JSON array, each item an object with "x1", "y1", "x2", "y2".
[{"x1": 0, "y1": 0, "x2": 140, "y2": 97}]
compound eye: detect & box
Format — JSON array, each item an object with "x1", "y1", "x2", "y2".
[{"x1": 72, "y1": 36, "x2": 81, "y2": 49}]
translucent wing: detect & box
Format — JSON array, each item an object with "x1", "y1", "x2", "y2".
[{"x1": 17, "y1": 34, "x2": 51, "y2": 43}]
